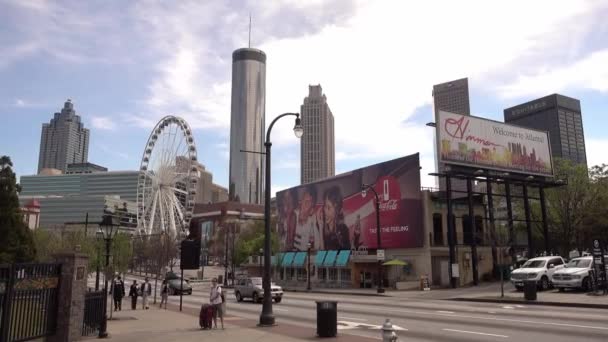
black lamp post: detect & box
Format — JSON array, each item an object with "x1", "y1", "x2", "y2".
[
  {"x1": 95, "y1": 231, "x2": 102, "y2": 291},
  {"x1": 260, "y1": 113, "x2": 303, "y2": 327},
  {"x1": 361, "y1": 184, "x2": 385, "y2": 294},
  {"x1": 97, "y1": 214, "x2": 120, "y2": 338},
  {"x1": 307, "y1": 242, "x2": 312, "y2": 291}
]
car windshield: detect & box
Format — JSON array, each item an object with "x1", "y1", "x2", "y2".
[
  {"x1": 251, "y1": 278, "x2": 262, "y2": 285},
  {"x1": 522, "y1": 260, "x2": 546, "y2": 268},
  {"x1": 567, "y1": 259, "x2": 591, "y2": 268}
]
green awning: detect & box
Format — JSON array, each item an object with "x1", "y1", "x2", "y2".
[
  {"x1": 335, "y1": 250, "x2": 351, "y2": 267},
  {"x1": 271, "y1": 253, "x2": 284, "y2": 266},
  {"x1": 293, "y1": 252, "x2": 307, "y2": 267},
  {"x1": 323, "y1": 250, "x2": 338, "y2": 267},
  {"x1": 282, "y1": 252, "x2": 295, "y2": 267},
  {"x1": 314, "y1": 251, "x2": 327, "y2": 266}
]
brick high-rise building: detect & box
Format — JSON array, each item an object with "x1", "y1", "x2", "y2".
[
  {"x1": 300, "y1": 85, "x2": 335, "y2": 184},
  {"x1": 504, "y1": 94, "x2": 587, "y2": 167},
  {"x1": 38, "y1": 99, "x2": 90, "y2": 173}
]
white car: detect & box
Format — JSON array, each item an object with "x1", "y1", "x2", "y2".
[
  {"x1": 552, "y1": 256, "x2": 594, "y2": 292},
  {"x1": 510, "y1": 256, "x2": 565, "y2": 291}
]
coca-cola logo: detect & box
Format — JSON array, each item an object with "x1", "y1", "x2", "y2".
[{"x1": 379, "y1": 199, "x2": 398, "y2": 211}]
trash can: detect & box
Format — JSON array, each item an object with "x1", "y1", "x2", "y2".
[
  {"x1": 524, "y1": 280, "x2": 537, "y2": 300},
  {"x1": 316, "y1": 301, "x2": 337, "y2": 337}
]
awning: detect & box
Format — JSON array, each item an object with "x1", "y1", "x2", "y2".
[
  {"x1": 293, "y1": 252, "x2": 307, "y2": 267},
  {"x1": 323, "y1": 250, "x2": 338, "y2": 267},
  {"x1": 314, "y1": 251, "x2": 327, "y2": 266},
  {"x1": 271, "y1": 253, "x2": 284, "y2": 266},
  {"x1": 335, "y1": 250, "x2": 351, "y2": 267},
  {"x1": 382, "y1": 259, "x2": 408, "y2": 266},
  {"x1": 282, "y1": 252, "x2": 295, "y2": 267}
]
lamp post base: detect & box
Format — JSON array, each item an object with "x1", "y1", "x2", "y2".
[{"x1": 258, "y1": 314, "x2": 276, "y2": 327}]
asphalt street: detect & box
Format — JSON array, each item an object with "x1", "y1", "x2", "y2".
[{"x1": 106, "y1": 274, "x2": 608, "y2": 341}]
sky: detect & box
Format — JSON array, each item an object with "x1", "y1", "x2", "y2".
[{"x1": 1, "y1": 0, "x2": 608, "y2": 196}]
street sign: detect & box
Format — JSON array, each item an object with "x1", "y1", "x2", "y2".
[{"x1": 377, "y1": 249, "x2": 385, "y2": 261}]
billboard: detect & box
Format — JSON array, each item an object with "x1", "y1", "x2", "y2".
[
  {"x1": 276, "y1": 153, "x2": 422, "y2": 252},
  {"x1": 437, "y1": 111, "x2": 553, "y2": 176}
]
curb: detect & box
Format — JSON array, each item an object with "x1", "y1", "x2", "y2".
[
  {"x1": 449, "y1": 297, "x2": 608, "y2": 309},
  {"x1": 283, "y1": 288, "x2": 389, "y2": 297}
]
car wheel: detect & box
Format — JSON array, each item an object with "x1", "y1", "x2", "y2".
[
  {"x1": 540, "y1": 276, "x2": 549, "y2": 291},
  {"x1": 515, "y1": 286, "x2": 523, "y2": 292},
  {"x1": 558, "y1": 287, "x2": 565, "y2": 292},
  {"x1": 252, "y1": 292, "x2": 260, "y2": 303},
  {"x1": 274, "y1": 297, "x2": 282, "y2": 303},
  {"x1": 235, "y1": 291, "x2": 243, "y2": 302},
  {"x1": 170, "y1": 288, "x2": 176, "y2": 296},
  {"x1": 582, "y1": 277, "x2": 591, "y2": 292}
]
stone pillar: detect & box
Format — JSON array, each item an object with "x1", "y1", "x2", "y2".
[{"x1": 48, "y1": 253, "x2": 89, "y2": 342}]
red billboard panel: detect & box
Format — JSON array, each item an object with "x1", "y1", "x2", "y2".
[{"x1": 276, "y1": 153, "x2": 422, "y2": 251}]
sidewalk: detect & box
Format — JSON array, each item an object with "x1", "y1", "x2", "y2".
[{"x1": 101, "y1": 301, "x2": 376, "y2": 342}]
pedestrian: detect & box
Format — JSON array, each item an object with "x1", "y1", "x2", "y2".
[
  {"x1": 160, "y1": 280, "x2": 168, "y2": 309},
  {"x1": 113, "y1": 275, "x2": 125, "y2": 311},
  {"x1": 129, "y1": 280, "x2": 138, "y2": 310},
  {"x1": 141, "y1": 277, "x2": 152, "y2": 310},
  {"x1": 209, "y1": 278, "x2": 224, "y2": 329}
]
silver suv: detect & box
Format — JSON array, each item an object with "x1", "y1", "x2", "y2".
[
  {"x1": 552, "y1": 256, "x2": 596, "y2": 292},
  {"x1": 234, "y1": 277, "x2": 283, "y2": 303}
]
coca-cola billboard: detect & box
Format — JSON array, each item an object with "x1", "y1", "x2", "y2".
[{"x1": 276, "y1": 153, "x2": 423, "y2": 251}]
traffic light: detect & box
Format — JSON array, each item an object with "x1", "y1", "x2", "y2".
[{"x1": 180, "y1": 239, "x2": 201, "y2": 270}]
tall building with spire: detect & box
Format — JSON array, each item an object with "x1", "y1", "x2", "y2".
[
  {"x1": 38, "y1": 99, "x2": 90, "y2": 174},
  {"x1": 228, "y1": 48, "x2": 266, "y2": 204},
  {"x1": 300, "y1": 85, "x2": 335, "y2": 184}
]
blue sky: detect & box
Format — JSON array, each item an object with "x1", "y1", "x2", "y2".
[{"x1": 1, "y1": 0, "x2": 607, "y2": 195}]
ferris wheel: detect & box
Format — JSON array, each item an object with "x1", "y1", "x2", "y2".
[{"x1": 137, "y1": 116, "x2": 199, "y2": 237}]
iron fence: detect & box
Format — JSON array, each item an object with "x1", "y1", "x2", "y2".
[
  {"x1": 0, "y1": 263, "x2": 61, "y2": 342},
  {"x1": 82, "y1": 290, "x2": 105, "y2": 336}
]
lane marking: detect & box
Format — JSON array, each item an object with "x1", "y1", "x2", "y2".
[
  {"x1": 502, "y1": 306, "x2": 514, "y2": 309},
  {"x1": 274, "y1": 308, "x2": 289, "y2": 312},
  {"x1": 488, "y1": 311, "x2": 496, "y2": 314},
  {"x1": 339, "y1": 317, "x2": 368, "y2": 321},
  {"x1": 437, "y1": 311, "x2": 455, "y2": 314},
  {"x1": 443, "y1": 328, "x2": 508, "y2": 338}
]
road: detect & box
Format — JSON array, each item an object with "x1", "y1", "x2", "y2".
[{"x1": 101, "y1": 273, "x2": 608, "y2": 341}]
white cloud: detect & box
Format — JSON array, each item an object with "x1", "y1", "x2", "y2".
[
  {"x1": 499, "y1": 49, "x2": 608, "y2": 98},
  {"x1": 586, "y1": 139, "x2": 608, "y2": 167},
  {"x1": 14, "y1": 99, "x2": 26, "y2": 107},
  {"x1": 91, "y1": 116, "x2": 117, "y2": 130}
]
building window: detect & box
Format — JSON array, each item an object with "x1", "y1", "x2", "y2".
[
  {"x1": 432, "y1": 213, "x2": 443, "y2": 246},
  {"x1": 475, "y1": 215, "x2": 484, "y2": 245},
  {"x1": 462, "y1": 215, "x2": 472, "y2": 245}
]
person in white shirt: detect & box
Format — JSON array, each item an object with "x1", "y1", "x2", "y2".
[{"x1": 209, "y1": 278, "x2": 224, "y2": 329}]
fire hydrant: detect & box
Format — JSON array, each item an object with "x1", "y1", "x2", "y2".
[{"x1": 381, "y1": 318, "x2": 398, "y2": 342}]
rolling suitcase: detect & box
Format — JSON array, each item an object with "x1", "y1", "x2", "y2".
[{"x1": 199, "y1": 304, "x2": 214, "y2": 330}]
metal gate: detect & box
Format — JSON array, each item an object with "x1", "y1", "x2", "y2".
[
  {"x1": 82, "y1": 290, "x2": 105, "y2": 336},
  {"x1": 0, "y1": 263, "x2": 61, "y2": 342}
]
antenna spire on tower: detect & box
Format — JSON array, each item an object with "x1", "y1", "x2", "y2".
[{"x1": 248, "y1": 13, "x2": 252, "y2": 48}]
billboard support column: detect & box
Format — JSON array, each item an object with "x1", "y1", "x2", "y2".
[
  {"x1": 539, "y1": 186, "x2": 550, "y2": 255},
  {"x1": 467, "y1": 178, "x2": 479, "y2": 286},
  {"x1": 523, "y1": 184, "x2": 534, "y2": 259},
  {"x1": 505, "y1": 181, "x2": 516, "y2": 265},
  {"x1": 446, "y1": 175, "x2": 457, "y2": 288},
  {"x1": 486, "y1": 179, "x2": 498, "y2": 278}
]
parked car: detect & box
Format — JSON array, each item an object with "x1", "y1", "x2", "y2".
[
  {"x1": 234, "y1": 277, "x2": 283, "y2": 303},
  {"x1": 552, "y1": 256, "x2": 601, "y2": 292},
  {"x1": 510, "y1": 256, "x2": 565, "y2": 291},
  {"x1": 165, "y1": 272, "x2": 193, "y2": 295}
]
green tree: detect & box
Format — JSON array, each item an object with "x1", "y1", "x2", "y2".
[
  {"x1": 234, "y1": 220, "x2": 280, "y2": 266},
  {"x1": 0, "y1": 156, "x2": 36, "y2": 263}
]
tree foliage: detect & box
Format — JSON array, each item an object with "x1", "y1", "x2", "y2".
[
  {"x1": 0, "y1": 156, "x2": 36, "y2": 263},
  {"x1": 234, "y1": 220, "x2": 280, "y2": 266}
]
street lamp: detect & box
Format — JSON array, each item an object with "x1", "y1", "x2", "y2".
[
  {"x1": 361, "y1": 184, "x2": 385, "y2": 294},
  {"x1": 307, "y1": 242, "x2": 312, "y2": 291},
  {"x1": 97, "y1": 214, "x2": 120, "y2": 338},
  {"x1": 260, "y1": 112, "x2": 303, "y2": 327},
  {"x1": 259, "y1": 248, "x2": 263, "y2": 275},
  {"x1": 95, "y1": 230, "x2": 103, "y2": 291}
]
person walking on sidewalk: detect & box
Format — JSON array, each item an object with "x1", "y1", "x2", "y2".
[
  {"x1": 113, "y1": 275, "x2": 126, "y2": 311},
  {"x1": 129, "y1": 280, "x2": 139, "y2": 310},
  {"x1": 141, "y1": 277, "x2": 152, "y2": 310},
  {"x1": 209, "y1": 278, "x2": 224, "y2": 329},
  {"x1": 159, "y1": 280, "x2": 169, "y2": 309}
]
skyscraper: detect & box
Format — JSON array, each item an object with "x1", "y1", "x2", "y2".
[
  {"x1": 432, "y1": 78, "x2": 470, "y2": 194},
  {"x1": 504, "y1": 94, "x2": 587, "y2": 167},
  {"x1": 38, "y1": 99, "x2": 90, "y2": 173},
  {"x1": 300, "y1": 85, "x2": 335, "y2": 184},
  {"x1": 228, "y1": 48, "x2": 266, "y2": 204}
]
